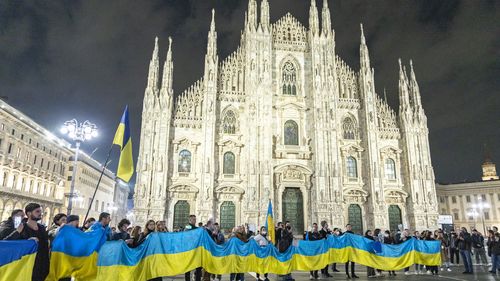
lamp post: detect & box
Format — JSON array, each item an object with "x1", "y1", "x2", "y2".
[
  {"x1": 60, "y1": 119, "x2": 98, "y2": 215},
  {"x1": 473, "y1": 196, "x2": 489, "y2": 235}
]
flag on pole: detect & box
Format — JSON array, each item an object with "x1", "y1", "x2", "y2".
[
  {"x1": 113, "y1": 105, "x2": 134, "y2": 182},
  {"x1": 265, "y1": 200, "x2": 275, "y2": 244}
]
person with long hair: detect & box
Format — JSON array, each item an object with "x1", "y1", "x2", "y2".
[
  {"x1": 134, "y1": 220, "x2": 161, "y2": 281},
  {"x1": 130, "y1": 225, "x2": 142, "y2": 246},
  {"x1": 437, "y1": 231, "x2": 451, "y2": 272},
  {"x1": 134, "y1": 220, "x2": 156, "y2": 247}
]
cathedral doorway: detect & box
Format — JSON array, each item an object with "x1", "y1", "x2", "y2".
[
  {"x1": 173, "y1": 200, "x2": 190, "y2": 230},
  {"x1": 282, "y1": 187, "x2": 304, "y2": 234},
  {"x1": 219, "y1": 201, "x2": 236, "y2": 233},
  {"x1": 347, "y1": 204, "x2": 363, "y2": 235},
  {"x1": 388, "y1": 205, "x2": 402, "y2": 231}
]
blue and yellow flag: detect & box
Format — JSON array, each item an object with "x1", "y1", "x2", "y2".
[
  {"x1": 265, "y1": 200, "x2": 275, "y2": 244},
  {"x1": 47, "y1": 225, "x2": 107, "y2": 281},
  {"x1": 113, "y1": 105, "x2": 134, "y2": 182},
  {"x1": 94, "y1": 228, "x2": 440, "y2": 280},
  {"x1": 0, "y1": 240, "x2": 37, "y2": 281}
]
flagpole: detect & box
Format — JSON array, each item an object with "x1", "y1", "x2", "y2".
[{"x1": 83, "y1": 143, "x2": 114, "y2": 225}]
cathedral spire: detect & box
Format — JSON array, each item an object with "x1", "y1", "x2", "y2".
[
  {"x1": 247, "y1": 0, "x2": 257, "y2": 31},
  {"x1": 321, "y1": 0, "x2": 332, "y2": 37},
  {"x1": 146, "y1": 37, "x2": 160, "y2": 92},
  {"x1": 409, "y1": 59, "x2": 423, "y2": 110},
  {"x1": 160, "y1": 37, "x2": 173, "y2": 96},
  {"x1": 398, "y1": 59, "x2": 411, "y2": 113},
  {"x1": 309, "y1": 0, "x2": 319, "y2": 36},
  {"x1": 206, "y1": 9, "x2": 217, "y2": 63},
  {"x1": 360, "y1": 23, "x2": 370, "y2": 71},
  {"x1": 261, "y1": 0, "x2": 270, "y2": 32}
]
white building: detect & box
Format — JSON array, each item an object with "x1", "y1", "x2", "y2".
[
  {"x1": 437, "y1": 159, "x2": 500, "y2": 231},
  {"x1": 0, "y1": 99, "x2": 72, "y2": 225},
  {"x1": 0, "y1": 99, "x2": 127, "y2": 226},
  {"x1": 65, "y1": 151, "x2": 124, "y2": 223},
  {"x1": 134, "y1": 0, "x2": 439, "y2": 233}
]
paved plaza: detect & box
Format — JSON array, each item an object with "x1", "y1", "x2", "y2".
[{"x1": 164, "y1": 265, "x2": 499, "y2": 281}]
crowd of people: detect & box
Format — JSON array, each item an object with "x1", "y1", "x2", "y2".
[{"x1": 1, "y1": 202, "x2": 500, "y2": 281}]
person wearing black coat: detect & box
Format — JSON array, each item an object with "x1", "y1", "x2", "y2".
[
  {"x1": 343, "y1": 224, "x2": 359, "y2": 279},
  {"x1": 0, "y1": 209, "x2": 24, "y2": 240},
  {"x1": 278, "y1": 223, "x2": 294, "y2": 281},
  {"x1": 456, "y1": 227, "x2": 473, "y2": 274},
  {"x1": 305, "y1": 223, "x2": 322, "y2": 280},
  {"x1": 4, "y1": 203, "x2": 49, "y2": 281},
  {"x1": 318, "y1": 221, "x2": 336, "y2": 277},
  {"x1": 364, "y1": 230, "x2": 376, "y2": 278}
]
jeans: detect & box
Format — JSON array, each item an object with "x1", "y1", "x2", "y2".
[
  {"x1": 492, "y1": 254, "x2": 500, "y2": 272},
  {"x1": 460, "y1": 250, "x2": 473, "y2": 273}
]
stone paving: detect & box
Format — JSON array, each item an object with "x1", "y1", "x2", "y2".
[{"x1": 163, "y1": 264, "x2": 500, "y2": 281}]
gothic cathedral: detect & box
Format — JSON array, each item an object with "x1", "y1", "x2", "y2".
[{"x1": 133, "y1": 0, "x2": 439, "y2": 234}]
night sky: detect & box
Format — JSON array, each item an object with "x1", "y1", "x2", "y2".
[{"x1": 0, "y1": 0, "x2": 499, "y2": 184}]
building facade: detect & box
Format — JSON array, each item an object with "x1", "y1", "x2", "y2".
[
  {"x1": 0, "y1": 99, "x2": 72, "y2": 225},
  {"x1": 0, "y1": 99, "x2": 125, "y2": 226},
  {"x1": 134, "y1": 0, "x2": 439, "y2": 233},
  {"x1": 437, "y1": 160, "x2": 500, "y2": 231},
  {"x1": 65, "y1": 151, "x2": 124, "y2": 223}
]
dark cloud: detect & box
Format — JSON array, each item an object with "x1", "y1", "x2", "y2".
[{"x1": 0, "y1": 0, "x2": 498, "y2": 183}]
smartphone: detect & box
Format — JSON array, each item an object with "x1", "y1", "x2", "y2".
[{"x1": 14, "y1": 216, "x2": 22, "y2": 228}]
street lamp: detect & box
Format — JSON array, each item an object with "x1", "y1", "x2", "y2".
[
  {"x1": 60, "y1": 119, "x2": 98, "y2": 215},
  {"x1": 472, "y1": 196, "x2": 489, "y2": 235}
]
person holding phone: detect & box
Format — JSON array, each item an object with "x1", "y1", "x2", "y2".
[
  {"x1": 0, "y1": 209, "x2": 24, "y2": 239},
  {"x1": 4, "y1": 203, "x2": 50, "y2": 281}
]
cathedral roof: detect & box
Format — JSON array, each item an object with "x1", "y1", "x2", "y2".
[{"x1": 272, "y1": 13, "x2": 308, "y2": 52}]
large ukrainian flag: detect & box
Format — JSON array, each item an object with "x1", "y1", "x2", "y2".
[
  {"x1": 46, "y1": 225, "x2": 107, "y2": 281},
  {"x1": 0, "y1": 240, "x2": 37, "y2": 281},
  {"x1": 113, "y1": 105, "x2": 134, "y2": 182},
  {"x1": 265, "y1": 200, "x2": 275, "y2": 244},
  {"x1": 95, "y1": 228, "x2": 441, "y2": 280}
]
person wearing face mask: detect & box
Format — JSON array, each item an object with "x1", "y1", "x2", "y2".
[
  {"x1": 0, "y1": 209, "x2": 24, "y2": 240},
  {"x1": 253, "y1": 226, "x2": 270, "y2": 281},
  {"x1": 4, "y1": 203, "x2": 50, "y2": 281}
]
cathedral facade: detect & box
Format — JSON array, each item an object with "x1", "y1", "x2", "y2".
[{"x1": 133, "y1": 0, "x2": 439, "y2": 234}]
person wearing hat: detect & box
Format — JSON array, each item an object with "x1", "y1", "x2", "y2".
[{"x1": 66, "y1": 215, "x2": 80, "y2": 228}]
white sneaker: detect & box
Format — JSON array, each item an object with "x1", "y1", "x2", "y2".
[
  {"x1": 426, "y1": 270, "x2": 431, "y2": 275},
  {"x1": 440, "y1": 268, "x2": 444, "y2": 271},
  {"x1": 405, "y1": 272, "x2": 411, "y2": 276},
  {"x1": 309, "y1": 275, "x2": 314, "y2": 280},
  {"x1": 447, "y1": 268, "x2": 452, "y2": 272}
]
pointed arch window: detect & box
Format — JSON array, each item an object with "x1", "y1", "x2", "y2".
[
  {"x1": 222, "y1": 110, "x2": 237, "y2": 134},
  {"x1": 282, "y1": 61, "x2": 297, "y2": 96},
  {"x1": 284, "y1": 120, "x2": 299, "y2": 145},
  {"x1": 178, "y1": 150, "x2": 192, "y2": 173},
  {"x1": 346, "y1": 156, "x2": 358, "y2": 178},
  {"x1": 223, "y1": 152, "x2": 235, "y2": 175},
  {"x1": 385, "y1": 158, "x2": 396, "y2": 180},
  {"x1": 342, "y1": 117, "x2": 357, "y2": 139}
]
